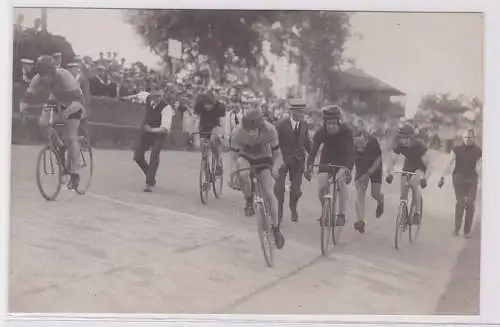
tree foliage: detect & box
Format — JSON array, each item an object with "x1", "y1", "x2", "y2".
[
  {"x1": 418, "y1": 93, "x2": 470, "y2": 115},
  {"x1": 13, "y1": 28, "x2": 76, "y2": 75},
  {"x1": 264, "y1": 11, "x2": 352, "y2": 99},
  {"x1": 125, "y1": 10, "x2": 276, "y2": 82}
]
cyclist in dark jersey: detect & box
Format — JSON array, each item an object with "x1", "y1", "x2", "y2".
[
  {"x1": 353, "y1": 127, "x2": 384, "y2": 234},
  {"x1": 194, "y1": 91, "x2": 226, "y2": 175},
  {"x1": 305, "y1": 105, "x2": 355, "y2": 227},
  {"x1": 439, "y1": 129, "x2": 482, "y2": 238},
  {"x1": 385, "y1": 123, "x2": 432, "y2": 226}
]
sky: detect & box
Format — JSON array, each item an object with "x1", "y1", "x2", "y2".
[{"x1": 13, "y1": 8, "x2": 483, "y2": 117}]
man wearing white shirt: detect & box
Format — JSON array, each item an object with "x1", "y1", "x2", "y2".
[{"x1": 133, "y1": 90, "x2": 174, "y2": 192}]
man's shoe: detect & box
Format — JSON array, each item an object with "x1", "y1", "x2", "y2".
[
  {"x1": 273, "y1": 226, "x2": 285, "y2": 249},
  {"x1": 376, "y1": 199, "x2": 384, "y2": 218},
  {"x1": 291, "y1": 208, "x2": 299, "y2": 222},
  {"x1": 143, "y1": 185, "x2": 153, "y2": 193}
]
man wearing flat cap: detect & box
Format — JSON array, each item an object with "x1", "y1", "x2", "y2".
[{"x1": 274, "y1": 98, "x2": 312, "y2": 224}]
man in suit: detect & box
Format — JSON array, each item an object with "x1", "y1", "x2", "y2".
[{"x1": 274, "y1": 98, "x2": 312, "y2": 224}]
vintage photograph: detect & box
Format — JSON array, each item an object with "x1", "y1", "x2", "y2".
[{"x1": 9, "y1": 7, "x2": 482, "y2": 315}]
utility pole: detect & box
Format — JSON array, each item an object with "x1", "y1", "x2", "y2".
[{"x1": 41, "y1": 8, "x2": 47, "y2": 32}]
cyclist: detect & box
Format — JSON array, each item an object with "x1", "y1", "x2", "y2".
[
  {"x1": 19, "y1": 55, "x2": 86, "y2": 189},
  {"x1": 194, "y1": 91, "x2": 226, "y2": 175},
  {"x1": 305, "y1": 105, "x2": 355, "y2": 227},
  {"x1": 438, "y1": 129, "x2": 481, "y2": 238},
  {"x1": 353, "y1": 127, "x2": 384, "y2": 234},
  {"x1": 385, "y1": 123, "x2": 432, "y2": 225},
  {"x1": 229, "y1": 107, "x2": 285, "y2": 249}
]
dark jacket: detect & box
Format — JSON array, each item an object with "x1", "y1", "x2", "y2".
[{"x1": 275, "y1": 117, "x2": 312, "y2": 171}]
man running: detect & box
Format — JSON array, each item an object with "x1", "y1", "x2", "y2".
[
  {"x1": 19, "y1": 55, "x2": 86, "y2": 189},
  {"x1": 194, "y1": 91, "x2": 226, "y2": 175},
  {"x1": 305, "y1": 105, "x2": 355, "y2": 227},
  {"x1": 385, "y1": 123, "x2": 431, "y2": 225},
  {"x1": 229, "y1": 108, "x2": 285, "y2": 249},
  {"x1": 353, "y1": 127, "x2": 385, "y2": 233},
  {"x1": 438, "y1": 129, "x2": 481, "y2": 238},
  {"x1": 133, "y1": 89, "x2": 174, "y2": 192},
  {"x1": 274, "y1": 98, "x2": 311, "y2": 224}
]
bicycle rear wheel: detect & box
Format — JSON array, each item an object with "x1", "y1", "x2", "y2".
[
  {"x1": 320, "y1": 197, "x2": 332, "y2": 256},
  {"x1": 256, "y1": 202, "x2": 273, "y2": 267},
  {"x1": 75, "y1": 137, "x2": 93, "y2": 195},
  {"x1": 199, "y1": 156, "x2": 210, "y2": 204},
  {"x1": 394, "y1": 202, "x2": 408, "y2": 250},
  {"x1": 36, "y1": 145, "x2": 63, "y2": 201},
  {"x1": 212, "y1": 154, "x2": 223, "y2": 198},
  {"x1": 409, "y1": 197, "x2": 423, "y2": 243}
]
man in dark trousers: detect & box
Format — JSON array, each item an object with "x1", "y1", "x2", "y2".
[
  {"x1": 274, "y1": 98, "x2": 312, "y2": 224},
  {"x1": 439, "y1": 129, "x2": 482, "y2": 238},
  {"x1": 133, "y1": 89, "x2": 174, "y2": 192}
]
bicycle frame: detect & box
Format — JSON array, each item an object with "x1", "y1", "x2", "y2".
[{"x1": 392, "y1": 170, "x2": 419, "y2": 209}]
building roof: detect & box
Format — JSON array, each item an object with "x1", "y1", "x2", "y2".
[{"x1": 334, "y1": 68, "x2": 406, "y2": 96}]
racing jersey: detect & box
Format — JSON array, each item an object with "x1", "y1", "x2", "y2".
[
  {"x1": 307, "y1": 124, "x2": 355, "y2": 170},
  {"x1": 230, "y1": 121, "x2": 280, "y2": 160},
  {"x1": 22, "y1": 68, "x2": 85, "y2": 106},
  {"x1": 393, "y1": 140, "x2": 428, "y2": 173}
]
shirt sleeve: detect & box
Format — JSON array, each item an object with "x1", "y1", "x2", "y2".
[
  {"x1": 268, "y1": 124, "x2": 280, "y2": 151},
  {"x1": 161, "y1": 105, "x2": 174, "y2": 130},
  {"x1": 372, "y1": 137, "x2": 382, "y2": 156}
]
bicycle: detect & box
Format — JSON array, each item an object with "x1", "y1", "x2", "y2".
[
  {"x1": 231, "y1": 164, "x2": 276, "y2": 267},
  {"x1": 35, "y1": 103, "x2": 93, "y2": 201},
  {"x1": 310, "y1": 164, "x2": 350, "y2": 256},
  {"x1": 389, "y1": 171, "x2": 424, "y2": 250},
  {"x1": 192, "y1": 132, "x2": 223, "y2": 204}
]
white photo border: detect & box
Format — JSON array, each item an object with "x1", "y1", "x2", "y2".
[{"x1": 2, "y1": 0, "x2": 499, "y2": 326}]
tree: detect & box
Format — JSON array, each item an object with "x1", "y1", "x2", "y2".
[
  {"x1": 264, "y1": 11, "x2": 352, "y2": 102},
  {"x1": 125, "y1": 10, "x2": 277, "y2": 82},
  {"x1": 13, "y1": 27, "x2": 76, "y2": 78}
]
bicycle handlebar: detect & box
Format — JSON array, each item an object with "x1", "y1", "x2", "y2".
[
  {"x1": 391, "y1": 171, "x2": 419, "y2": 176},
  {"x1": 230, "y1": 164, "x2": 274, "y2": 180},
  {"x1": 309, "y1": 164, "x2": 351, "y2": 175},
  {"x1": 191, "y1": 131, "x2": 220, "y2": 137}
]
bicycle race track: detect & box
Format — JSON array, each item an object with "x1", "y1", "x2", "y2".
[{"x1": 8, "y1": 145, "x2": 480, "y2": 315}]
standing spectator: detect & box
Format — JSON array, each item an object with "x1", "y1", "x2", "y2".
[
  {"x1": 274, "y1": 98, "x2": 312, "y2": 224},
  {"x1": 438, "y1": 129, "x2": 482, "y2": 238},
  {"x1": 134, "y1": 90, "x2": 174, "y2": 193},
  {"x1": 52, "y1": 52, "x2": 62, "y2": 69},
  {"x1": 89, "y1": 65, "x2": 109, "y2": 96},
  {"x1": 67, "y1": 61, "x2": 92, "y2": 143},
  {"x1": 20, "y1": 58, "x2": 35, "y2": 85}
]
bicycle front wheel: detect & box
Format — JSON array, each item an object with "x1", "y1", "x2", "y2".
[
  {"x1": 36, "y1": 145, "x2": 63, "y2": 201},
  {"x1": 212, "y1": 155, "x2": 223, "y2": 199},
  {"x1": 75, "y1": 137, "x2": 93, "y2": 195},
  {"x1": 256, "y1": 202, "x2": 273, "y2": 267},
  {"x1": 332, "y1": 184, "x2": 341, "y2": 245},
  {"x1": 199, "y1": 157, "x2": 210, "y2": 204},
  {"x1": 394, "y1": 202, "x2": 408, "y2": 250},
  {"x1": 320, "y1": 197, "x2": 332, "y2": 256}
]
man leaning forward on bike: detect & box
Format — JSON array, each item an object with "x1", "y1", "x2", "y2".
[
  {"x1": 19, "y1": 55, "x2": 87, "y2": 189},
  {"x1": 385, "y1": 123, "x2": 432, "y2": 226},
  {"x1": 305, "y1": 105, "x2": 355, "y2": 227},
  {"x1": 229, "y1": 107, "x2": 285, "y2": 249}
]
